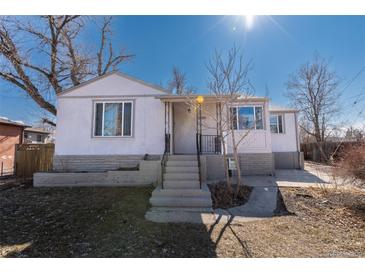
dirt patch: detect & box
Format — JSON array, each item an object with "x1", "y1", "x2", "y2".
[
  {"x1": 208, "y1": 182, "x2": 252, "y2": 209},
  {"x1": 0, "y1": 185, "x2": 215, "y2": 258},
  {"x1": 1, "y1": 185, "x2": 364, "y2": 257},
  {"x1": 208, "y1": 187, "x2": 365, "y2": 257},
  {"x1": 273, "y1": 189, "x2": 293, "y2": 216}
]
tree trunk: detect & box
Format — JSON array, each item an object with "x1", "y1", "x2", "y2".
[
  {"x1": 230, "y1": 128, "x2": 242, "y2": 195},
  {"x1": 218, "y1": 105, "x2": 231, "y2": 192}
]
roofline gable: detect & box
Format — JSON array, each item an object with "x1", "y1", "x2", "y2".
[{"x1": 58, "y1": 71, "x2": 170, "y2": 97}]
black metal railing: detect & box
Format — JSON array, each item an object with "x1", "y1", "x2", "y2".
[
  {"x1": 160, "y1": 133, "x2": 170, "y2": 189},
  {"x1": 196, "y1": 133, "x2": 202, "y2": 189},
  {"x1": 200, "y1": 135, "x2": 222, "y2": 154}
]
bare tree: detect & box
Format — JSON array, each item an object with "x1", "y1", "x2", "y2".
[
  {"x1": 286, "y1": 54, "x2": 341, "y2": 161},
  {"x1": 168, "y1": 66, "x2": 194, "y2": 95},
  {"x1": 206, "y1": 46, "x2": 254, "y2": 193},
  {"x1": 286, "y1": 54, "x2": 341, "y2": 143},
  {"x1": 0, "y1": 16, "x2": 133, "y2": 119}
]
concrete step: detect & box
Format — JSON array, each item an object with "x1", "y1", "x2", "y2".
[
  {"x1": 163, "y1": 180, "x2": 200, "y2": 189},
  {"x1": 151, "y1": 187, "x2": 211, "y2": 198},
  {"x1": 148, "y1": 207, "x2": 213, "y2": 213},
  {"x1": 168, "y1": 155, "x2": 197, "y2": 161},
  {"x1": 145, "y1": 209, "x2": 216, "y2": 224},
  {"x1": 150, "y1": 196, "x2": 212, "y2": 208},
  {"x1": 165, "y1": 166, "x2": 199, "y2": 173},
  {"x1": 164, "y1": 173, "x2": 199, "y2": 180},
  {"x1": 166, "y1": 160, "x2": 198, "y2": 167}
]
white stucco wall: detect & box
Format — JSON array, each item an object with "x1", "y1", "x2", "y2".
[
  {"x1": 55, "y1": 73, "x2": 166, "y2": 155},
  {"x1": 271, "y1": 112, "x2": 299, "y2": 152},
  {"x1": 55, "y1": 72, "x2": 298, "y2": 156},
  {"x1": 171, "y1": 100, "x2": 273, "y2": 154},
  {"x1": 226, "y1": 101, "x2": 272, "y2": 154}
]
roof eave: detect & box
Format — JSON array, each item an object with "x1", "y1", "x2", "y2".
[
  {"x1": 269, "y1": 109, "x2": 299, "y2": 113},
  {"x1": 57, "y1": 71, "x2": 170, "y2": 97},
  {"x1": 0, "y1": 121, "x2": 29, "y2": 128},
  {"x1": 155, "y1": 94, "x2": 269, "y2": 103}
]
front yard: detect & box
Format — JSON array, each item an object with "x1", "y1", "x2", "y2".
[{"x1": 0, "y1": 184, "x2": 364, "y2": 257}]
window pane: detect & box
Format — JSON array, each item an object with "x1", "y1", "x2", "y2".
[
  {"x1": 270, "y1": 115, "x2": 278, "y2": 133},
  {"x1": 238, "y1": 107, "x2": 254, "y2": 129},
  {"x1": 230, "y1": 107, "x2": 237, "y2": 130},
  {"x1": 104, "y1": 103, "x2": 123, "y2": 136},
  {"x1": 123, "y1": 102, "x2": 132, "y2": 136},
  {"x1": 278, "y1": 115, "x2": 283, "y2": 133},
  {"x1": 95, "y1": 103, "x2": 103, "y2": 136},
  {"x1": 255, "y1": 107, "x2": 263, "y2": 129}
]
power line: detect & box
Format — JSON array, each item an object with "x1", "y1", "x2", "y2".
[{"x1": 340, "y1": 65, "x2": 365, "y2": 93}]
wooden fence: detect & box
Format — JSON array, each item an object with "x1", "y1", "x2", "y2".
[
  {"x1": 301, "y1": 141, "x2": 363, "y2": 162},
  {"x1": 15, "y1": 143, "x2": 54, "y2": 178}
]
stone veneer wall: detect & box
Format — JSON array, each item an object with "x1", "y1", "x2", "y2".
[
  {"x1": 34, "y1": 160, "x2": 161, "y2": 187},
  {"x1": 53, "y1": 154, "x2": 160, "y2": 172},
  {"x1": 203, "y1": 153, "x2": 274, "y2": 181},
  {"x1": 238, "y1": 153, "x2": 274, "y2": 175},
  {"x1": 273, "y1": 152, "x2": 303, "y2": 169}
]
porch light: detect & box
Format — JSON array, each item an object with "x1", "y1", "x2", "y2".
[{"x1": 196, "y1": 95, "x2": 204, "y2": 104}]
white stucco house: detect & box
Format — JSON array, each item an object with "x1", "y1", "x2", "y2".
[
  {"x1": 53, "y1": 71, "x2": 301, "y2": 173},
  {"x1": 34, "y1": 71, "x2": 303, "y2": 211},
  {"x1": 36, "y1": 71, "x2": 302, "y2": 189}
]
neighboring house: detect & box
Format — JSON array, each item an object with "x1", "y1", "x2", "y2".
[
  {"x1": 54, "y1": 71, "x2": 301, "y2": 180},
  {"x1": 24, "y1": 127, "x2": 54, "y2": 144},
  {"x1": 0, "y1": 117, "x2": 28, "y2": 176}
]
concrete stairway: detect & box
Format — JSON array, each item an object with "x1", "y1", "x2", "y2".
[{"x1": 148, "y1": 155, "x2": 212, "y2": 212}]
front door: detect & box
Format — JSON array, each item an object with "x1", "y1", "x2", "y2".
[{"x1": 173, "y1": 103, "x2": 196, "y2": 154}]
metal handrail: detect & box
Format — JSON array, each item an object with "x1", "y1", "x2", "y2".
[
  {"x1": 196, "y1": 133, "x2": 202, "y2": 189},
  {"x1": 160, "y1": 133, "x2": 170, "y2": 189}
]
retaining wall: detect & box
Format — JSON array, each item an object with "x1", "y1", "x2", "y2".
[{"x1": 34, "y1": 160, "x2": 160, "y2": 187}]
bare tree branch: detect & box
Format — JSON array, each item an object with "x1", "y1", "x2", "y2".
[
  {"x1": 96, "y1": 16, "x2": 134, "y2": 76},
  {"x1": 286, "y1": 54, "x2": 341, "y2": 144},
  {"x1": 0, "y1": 16, "x2": 133, "y2": 120},
  {"x1": 168, "y1": 66, "x2": 194, "y2": 95},
  {"x1": 205, "y1": 45, "x2": 254, "y2": 193}
]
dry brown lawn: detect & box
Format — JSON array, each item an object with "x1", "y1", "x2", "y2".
[{"x1": 0, "y1": 184, "x2": 364, "y2": 257}]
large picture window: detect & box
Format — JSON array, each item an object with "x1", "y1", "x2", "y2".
[
  {"x1": 94, "y1": 101, "x2": 133, "y2": 137},
  {"x1": 230, "y1": 106, "x2": 264, "y2": 130},
  {"x1": 270, "y1": 114, "x2": 284, "y2": 133}
]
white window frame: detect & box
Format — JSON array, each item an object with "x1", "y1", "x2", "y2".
[
  {"x1": 93, "y1": 100, "x2": 134, "y2": 138},
  {"x1": 270, "y1": 114, "x2": 284, "y2": 134},
  {"x1": 231, "y1": 105, "x2": 265, "y2": 130}
]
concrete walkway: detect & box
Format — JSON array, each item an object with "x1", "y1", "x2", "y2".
[
  {"x1": 145, "y1": 185, "x2": 278, "y2": 224},
  {"x1": 228, "y1": 186, "x2": 277, "y2": 217},
  {"x1": 241, "y1": 167, "x2": 333, "y2": 188},
  {"x1": 145, "y1": 164, "x2": 344, "y2": 224}
]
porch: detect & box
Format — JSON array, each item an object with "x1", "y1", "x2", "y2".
[{"x1": 161, "y1": 97, "x2": 222, "y2": 156}]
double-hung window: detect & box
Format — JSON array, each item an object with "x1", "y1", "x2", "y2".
[
  {"x1": 94, "y1": 101, "x2": 133, "y2": 137},
  {"x1": 270, "y1": 114, "x2": 284, "y2": 133},
  {"x1": 230, "y1": 106, "x2": 264, "y2": 130}
]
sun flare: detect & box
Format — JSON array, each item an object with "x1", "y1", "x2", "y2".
[{"x1": 244, "y1": 15, "x2": 255, "y2": 30}]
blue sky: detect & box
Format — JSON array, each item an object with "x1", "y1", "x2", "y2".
[{"x1": 1, "y1": 16, "x2": 365, "y2": 126}]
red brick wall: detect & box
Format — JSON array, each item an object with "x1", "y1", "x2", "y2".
[{"x1": 0, "y1": 124, "x2": 23, "y2": 175}]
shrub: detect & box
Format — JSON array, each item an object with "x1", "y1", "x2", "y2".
[{"x1": 337, "y1": 142, "x2": 365, "y2": 185}]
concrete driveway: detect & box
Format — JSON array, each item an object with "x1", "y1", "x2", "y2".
[{"x1": 242, "y1": 162, "x2": 334, "y2": 188}]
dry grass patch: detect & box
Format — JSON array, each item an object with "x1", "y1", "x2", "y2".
[
  {"x1": 1, "y1": 184, "x2": 364, "y2": 257},
  {"x1": 207, "y1": 187, "x2": 365, "y2": 257}
]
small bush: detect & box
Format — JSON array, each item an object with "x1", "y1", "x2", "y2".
[
  {"x1": 337, "y1": 142, "x2": 365, "y2": 185},
  {"x1": 208, "y1": 181, "x2": 252, "y2": 209}
]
